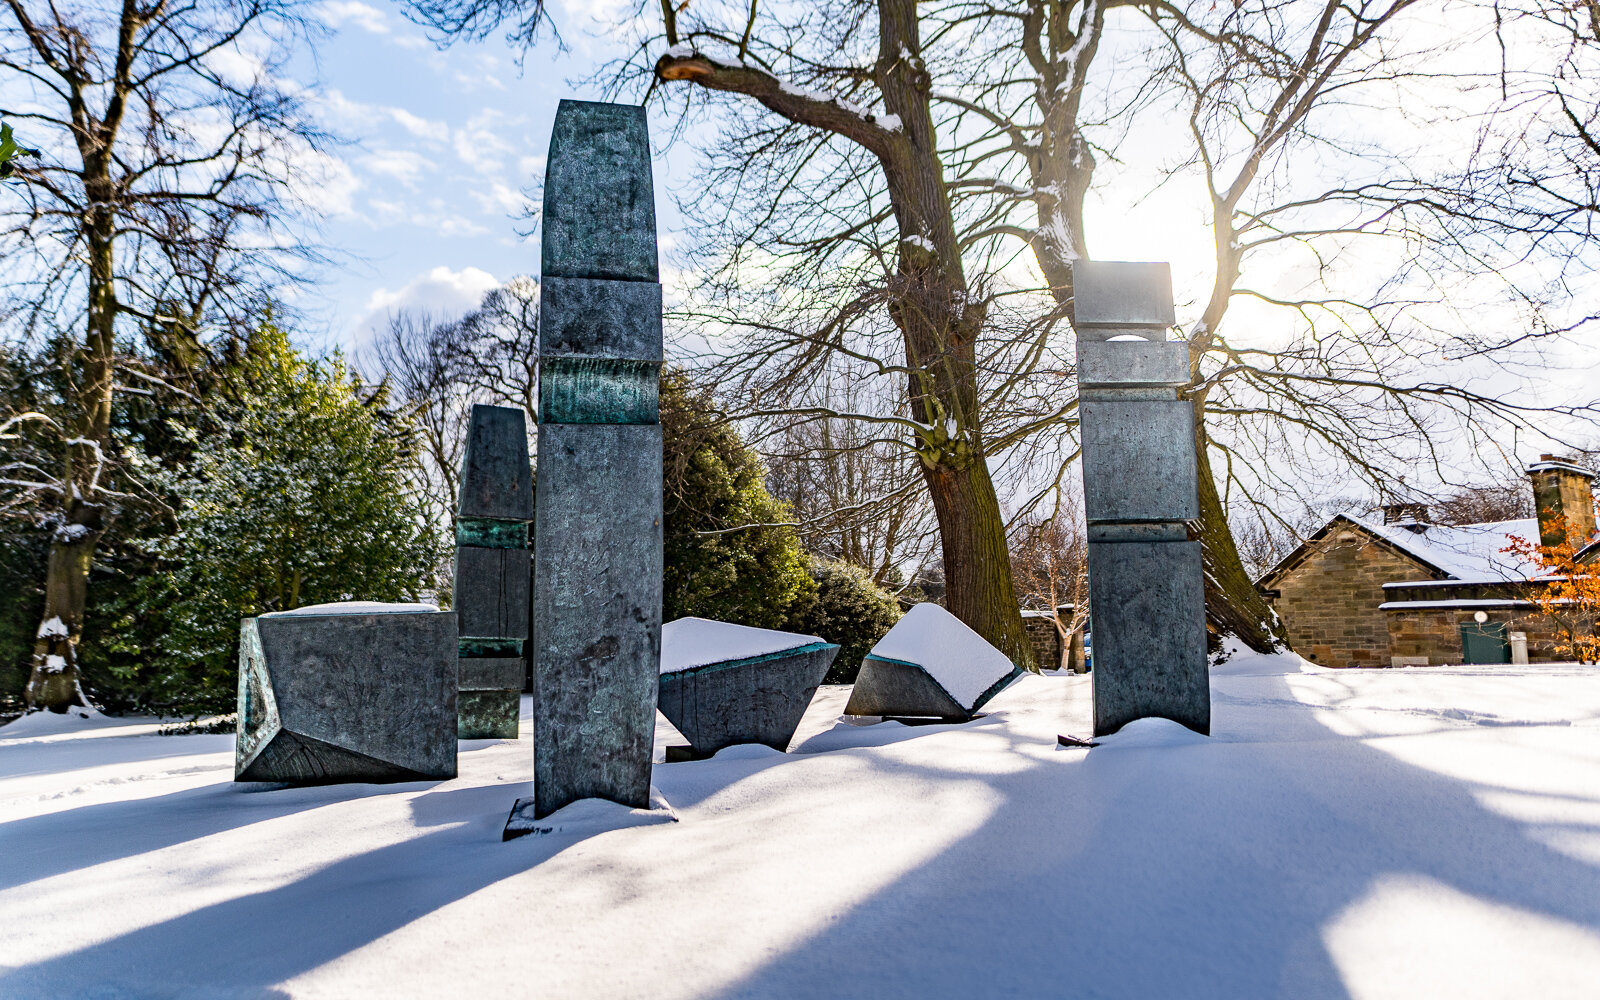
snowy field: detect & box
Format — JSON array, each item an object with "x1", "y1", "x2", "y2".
[{"x1": 3, "y1": 651, "x2": 1600, "y2": 999}]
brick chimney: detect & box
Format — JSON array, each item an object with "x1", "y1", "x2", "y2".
[
  {"x1": 1381, "y1": 502, "x2": 1429, "y2": 527},
  {"x1": 1527, "y1": 455, "x2": 1598, "y2": 550}
]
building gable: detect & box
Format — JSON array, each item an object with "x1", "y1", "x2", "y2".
[{"x1": 1258, "y1": 515, "x2": 1448, "y2": 591}]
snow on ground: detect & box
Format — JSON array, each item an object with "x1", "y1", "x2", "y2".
[{"x1": 3, "y1": 653, "x2": 1600, "y2": 999}]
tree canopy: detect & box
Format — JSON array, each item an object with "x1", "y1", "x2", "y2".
[
  {"x1": 129, "y1": 324, "x2": 442, "y2": 714},
  {"x1": 661, "y1": 368, "x2": 817, "y2": 629}
]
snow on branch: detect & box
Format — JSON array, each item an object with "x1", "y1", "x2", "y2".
[
  {"x1": 0, "y1": 411, "x2": 58, "y2": 438},
  {"x1": 656, "y1": 41, "x2": 904, "y2": 154}
]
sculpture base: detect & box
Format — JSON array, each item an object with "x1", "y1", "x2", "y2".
[
  {"x1": 503, "y1": 788, "x2": 676, "y2": 841},
  {"x1": 1088, "y1": 539, "x2": 1210, "y2": 737}
]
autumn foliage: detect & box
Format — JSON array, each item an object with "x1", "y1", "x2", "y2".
[{"x1": 1503, "y1": 522, "x2": 1600, "y2": 664}]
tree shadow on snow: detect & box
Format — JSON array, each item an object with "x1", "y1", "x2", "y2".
[
  {"x1": 0, "y1": 785, "x2": 600, "y2": 997},
  {"x1": 699, "y1": 671, "x2": 1600, "y2": 1000},
  {"x1": 0, "y1": 778, "x2": 408, "y2": 894}
]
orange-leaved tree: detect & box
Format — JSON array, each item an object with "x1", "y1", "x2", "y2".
[{"x1": 1503, "y1": 524, "x2": 1600, "y2": 663}]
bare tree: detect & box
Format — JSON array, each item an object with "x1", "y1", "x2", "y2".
[
  {"x1": 367, "y1": 310, "x2": 471, "y2": 526},
  {"x1": 1, "y1": 0, "x2": 328, "y2": 711},
  {"x1": 647, "y1": 0, "x2": 1063, "y2": 666},
  {"x1": 1009, "y1": 500, "x2": 1089, "y2": 669},
  {"x1": 364, "y1": 278, "x2": 539, "y2": 527},
  {"x1": 760, "y1": 376, "x2": 938, "y2": 588},
  {"x1": 895, "y1": 1, "x2": 1598, "y2": 655},
  {"x1": 1433, "y1": 481, "x2": 1536, "y2": 525},
  {"x1": 1474, "y1": 0, "x2": 1599, "y2": 260},
  {"x1": 1143, "y1": 0, "x2": 1600, "y2": 642},
  {"x1": 400, "y1": 0, "x2": 1598, "y2": 664}
]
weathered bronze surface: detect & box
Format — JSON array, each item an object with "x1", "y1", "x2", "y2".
[{"x1": 526, "y1": 100, "x2": 664, "y2": 821}]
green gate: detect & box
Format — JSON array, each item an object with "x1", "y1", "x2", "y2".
[{"x1": 1460, "y1": 621, "x2": 1510, "y2": 664}]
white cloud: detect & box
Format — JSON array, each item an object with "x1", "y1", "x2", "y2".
[
  {"x1": 318, "y1": 89, "x2": 446, "y2": 142},
  {"x1": 205, "y1": 46, "x2": 268, "y2": 88},
  {"x1": 470, "y1": 181, "x2": 532, "y2": 217},
  {"x1": 359, "y1": 149, "x2": 429, "y2": 189},
  {"x1": 318, "y1": 1, "x2": 434, "y2": 49},
  {"x1": 436, "y1": 216, "x2": 491, "y2": 238},
  {"x1": 390, "y1": 108, "x2": 437, "y2": 138},
  {"x1": 367, "y1": 198, "x2": 493, "y2": 238},
  {"x1": 358, "y1": 265, "x2": 501, "y2": 336},
  {"x1": 453, "y1": 109, "x2": 519, "y2": 174},
  {"x1": 319, "y1": 1, "x2": 391, "y2": 35},
  {"x1": 286, "y1": 147, "x2": 362, "y2": 218},
  {"x1": 450, "y1": 52, "x2": 511, "y2": 93}
]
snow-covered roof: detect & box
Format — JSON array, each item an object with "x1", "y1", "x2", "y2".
[
  {"x1": 1343, "y1": 515, "x2": 1542, "y2": 584},
  {"x1": 1259, "y1": 513, "x2": 1552, "y2": 588},
  {"x1": 1376, "y1": 599, "x2": 1536, "y2": 611}
]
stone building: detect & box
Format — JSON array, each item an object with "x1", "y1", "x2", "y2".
[
  {"x1": 1258, "y1": 457, "x2": 1599, "y2": 667},
  {"x1": 1020, "y1": 606, "x2": 1087, "y2": 673}
]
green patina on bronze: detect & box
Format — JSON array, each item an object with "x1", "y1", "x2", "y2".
[
  {"x1": 459, "y1": 637, "x2": 523, "y2": 658},
  {"x1": 457, "y1": 690, "x2": 520, "y2": 740},
  {"x1": 539, "y1": 357, "x2": 659, "y2": 425},
  {"x1": 455, "y1": 517, "x2": 529, "y2": 549}
]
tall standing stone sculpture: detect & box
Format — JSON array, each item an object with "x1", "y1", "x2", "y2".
[
  {"x1": 1072, "y1": 261, "x2": 1210, "y2": 736},
  {"x1": 454, "y1": 403, "x2": 533, "y2": 739},
  {"x1": 524, "y1": 100, "x2": 663, "y2": 820}
]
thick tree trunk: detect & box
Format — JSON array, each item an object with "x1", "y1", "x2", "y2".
[
  {"x1": 1190, "y1": 395, "x2": 1286, "y2": 654},
  {"x1": 24, "y1": 184, "x2": 120, "y2": 712},
  {"x1": 1182, "y1": 212, "x2": 1289, "y2": 655},
  {"x1": 920, "y1": 447, "x2": 1035, "y2": 669},
  {"x1": 887, "y1": 248, "x2": 1033, "y2": 668},
  {"x1": 26, "y1": 507, "x2": 105, "y2": 711},
  {"x1": 877, "y1": 0, "x2": 1031, "y2": 668}
]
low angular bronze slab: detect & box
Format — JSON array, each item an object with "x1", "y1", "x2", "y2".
[
  {"x1": 235, "y1": 609, "x2": 457, "y2": 783},
  {"x1": 844, "y1": 656, "x2": 976, "y2": 721},
  {"x1": 658, "y1": 643, "x2": 838, "y2": 756}
]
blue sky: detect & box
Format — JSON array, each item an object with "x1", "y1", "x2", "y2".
[
  {"x1": 293, "y1": 0, "x2": 667, "y2": 357},
  {"x1": 291, "y1": 2, "x2": 1599, "y2": 472}
]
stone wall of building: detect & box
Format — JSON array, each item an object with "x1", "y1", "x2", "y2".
[
  {"x1": 1383, "y1": 608, "x2": 1463, "y2": 664},
  {"x1": 1386, "y1": 605, "x2": 1566, "y2": 664},
  {"x1": 1021, "y1": 614, "x2": 1065, "y2": 672},
  {"x1": 1267, "y1": 526, "x2": 1438, "y2": 668}
]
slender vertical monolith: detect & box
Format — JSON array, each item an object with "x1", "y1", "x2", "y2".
[
  {"x1": 526, "y1": 100, "x2": 663, "y2": 819},
  {"x1": 1073, "y1": 261, "x2": 1209, "y2": 736},
  {"x1": 454, "y1": 403, "x2": 532, "y2": 739}
]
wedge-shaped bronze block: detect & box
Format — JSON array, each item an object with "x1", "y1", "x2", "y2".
[
  {"x1": 843, "y1": 604, "x2": 1022, "y2": 721},
  {"x1": 658, "y1": 618, "x2": 837, "y2": 756}
]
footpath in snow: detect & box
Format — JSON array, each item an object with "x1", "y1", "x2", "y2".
[{"x1": 2, "y1": 649, "x2": 1599, "y2": 998}]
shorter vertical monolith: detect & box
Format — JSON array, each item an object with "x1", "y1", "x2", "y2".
[{"x1": 455, "y1": 403, "x2": 533, "y2": 739}]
